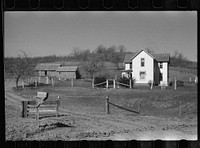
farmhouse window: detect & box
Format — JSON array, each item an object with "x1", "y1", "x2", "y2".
[
  {"x1": 140, "y1": 71, "x2": 146, "y2": 80},
  {"x1": 160, "y1": 62, "x2": 163, "y2": 69},
  {"x1": 130, "y1": 63, "x2": 132, "y2": 69},
  {"x1": 45, "y1": 71, "x2": 47, "y2": 76},
  {"x1": 141, "y1": 58, "x2": 145, "y2": 67}
]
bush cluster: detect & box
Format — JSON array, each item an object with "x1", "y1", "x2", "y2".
[
  {"x1": 118, "y1": 77, "x2": 130, "y2": 85},
  {"x1": 94, "y1": 77, "x2": 106, "y2": 85}
]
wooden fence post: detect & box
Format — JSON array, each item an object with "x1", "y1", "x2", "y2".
[
  {"x1": 52, "y1": 78, "x2": 54, "y2": 87},
  {"x1": 174, "y1": 77, "x2": 177, "y2": 90},
  {"x1": 92, "y1": 79, "x2": 94, "y2": 88},
  {"x1": 113, "y1": 79, "x2": 116, "y2": 89},
  {"x1": 36, "y1": 107, "x2": 39, "y2": 128},
  {"x1": 106, "y1": 79, "x2": 108, "y2": 89},
  {"x1": 22, "y1": 101, "x2": 27, "y2": 118},
  {"x1": 151, "y1": 81, "x2": 153, "y2": 90},
  {"x1": 35, "y1": 79, "x2": 37, "y2": 88},
  {"x1": 22, "y1": 80, "x2": 24, "y2": 89},
  {"x1": 56, "y1": 96, "x2": 60, "y2": 118},
  {"x1": 36, "y1": 99, "x2": 39, "y2": 128},
  {"x1": 129, "y1": 79, "x2": 132, "y2": 89},
  {"x1": 38, "y1": 77, "x2": 41, "y2": 84},
  {"x1": 71, "y1": 78, "x2": 74, "y2": 87},
  {"x1": 106, "y1": 97, "x2": 110, "y2": 114},
  {"x1": 138, "y1": 101, "x2": 142, "y2": 115},
  {"x1": 179, "y1": 101, "x2": 182, "y2": 116},
  {"x1": 46, "y1": 77, "x2": 49, "y2": 84}
]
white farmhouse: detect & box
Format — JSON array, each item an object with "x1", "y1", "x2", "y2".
[{"x1": 122, "y1": 49, "x2": 170, "y2": 86}]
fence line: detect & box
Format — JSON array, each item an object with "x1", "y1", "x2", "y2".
[
  {"x1": 115, "y1": 79, "x2": 132, "y2": 89},
  {"x1": 94, "y1": 81, "x2": 107, "y2": 87},
  {"x1": 115, "y1": 82, "x2": 130, "y2": 87},
  {"x1": 105, "y1": 97, "x2": 139, "y2": 115}
]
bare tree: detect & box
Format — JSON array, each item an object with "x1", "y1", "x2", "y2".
[
  {"x1": 173, "y1": 50, "x2": 187, "y2": 61},
  {"x1": 81, "y1": 49, "x2": 91, "y2": 61},
  {"x1": 95, "y1": 44, "x2": 107, "y2": 61},
  {"x1": 70, "y1": 47, "x2": 81, "y2": 59},
  {"x1": 118, "y1": 45, "x2": 126, "y2": 54},
  {"x1": 145, "y1": 48, "x2": 155, "y2": 54},
  {"x1": 107, "y1": 45, "x2": 124, "y2": 70},
  {"x1": 82, "y1": 54, "x2": 105, "y2": 79},
  {"x1": 174, "y1": 50, "x2": 179, "y2": 58},
  {"x1": 4, "y1": 50, "x2": 31, "y2": 89}
]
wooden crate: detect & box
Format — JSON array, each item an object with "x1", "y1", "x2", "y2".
[{"x1": 22, "y1": 100, "x2": 60, "y2": 118}]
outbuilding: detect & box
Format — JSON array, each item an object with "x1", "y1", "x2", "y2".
[
  {"x1": 35, "y1": 63, "x2": 61, "y2": 77},
  {"x1": 56, "y1": 66, "x2": 79, "y2": 79}
]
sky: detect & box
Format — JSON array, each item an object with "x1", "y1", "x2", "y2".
[{"x1": 4, "y1": 11, "x2": 197, "y2": 61}]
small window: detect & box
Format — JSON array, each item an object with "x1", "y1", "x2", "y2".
[
  {"x1": 45, "y1": 71, "x2": 47, "y2": 76},
  {"x1": 130, "y1": 63, "x2": 132, "y2": 69},
  {"x1": 140, "y1": 71, "x2": 146, "y2": 80},
  {"x1": 160, "y1": 62, "x2": 163, "y2": 69},
  {"x1": 141, "y1": 58, "x2": 145, "y2": 67}
]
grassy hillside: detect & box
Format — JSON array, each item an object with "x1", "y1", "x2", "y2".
[{"x1": 169, "y1": 66, "x2": 197, "y2": 82}]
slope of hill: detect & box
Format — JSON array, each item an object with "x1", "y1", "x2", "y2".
[{"x1": 169, "y1": 66, "x2": 197, "y2": 82}]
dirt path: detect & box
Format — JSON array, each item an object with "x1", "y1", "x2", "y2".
[{"x1": 5, "y1": 79, "x2": 197, "y2": 140}]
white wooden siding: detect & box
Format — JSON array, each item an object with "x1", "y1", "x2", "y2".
[
  {"x1": 125, "y1": 63, "x2": 131, "y2": 70},
  {"x1": 159, "y1": 62, "x2": 168, "y2": 85},
  {"x1": 132, "y1": 51, "x2": 154, "y2": 84}
]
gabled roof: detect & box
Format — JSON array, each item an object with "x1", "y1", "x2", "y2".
[
  {"x1": 151, "y1": 53, "x2": 170, "y2": 62},
  {"x1": 124, "y1": 53, "x2": 136, "y2": 63},
  {"x1": 56, "y1": 66, "x2": 78, "y2": 72},
  {"x1": 130, "y1": 49, "x2": 155, "y2": 60},
  {"x1": 123, "y1": 49, "x2": 170, "y2": 63},
  {"x1": 35, "y1": 63, "x2": 61, "y2": 71}
]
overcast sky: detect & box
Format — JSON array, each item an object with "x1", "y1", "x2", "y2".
[{"x1": 4, "y1": 11, "x2": 197, "y2": 61}]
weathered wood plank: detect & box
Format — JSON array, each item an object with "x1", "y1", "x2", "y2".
[
  {"x1": 28, "y1": 109, "x2": 57, "y2": 113},
  {"x1": 27, "y1": 100, "x2": 57, "y2": 105},
  {"x1": 28, "y1": 105, "x2": 57, "y2": 108}
]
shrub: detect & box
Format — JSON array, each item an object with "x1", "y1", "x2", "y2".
[
  {"x1": 169, "y1": 80, "x2": 184, "y2": 87},
  {"x1": 169, "y1": 81, "x2": 173, "y2": 86},
  {"x1": 117, "y1": 77, "x2": 135, "y2": 88},
  {"x1": 177, "y1": 80, "x2": 184, "y2": 86},
  {"x1": 118, "y1": 77, "x2": 130, "y2": 85}
]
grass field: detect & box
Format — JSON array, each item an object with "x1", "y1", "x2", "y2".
[{"x1": 13, "y1": 80, "x2": 197, "y2": 118}]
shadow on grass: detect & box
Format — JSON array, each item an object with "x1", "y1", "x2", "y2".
[{"x1": 25, "y1": 119, "x2": 75, "y2": 138}]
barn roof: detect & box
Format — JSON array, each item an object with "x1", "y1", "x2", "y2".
[
  {"x1": 123, "y1": 50, "x2": 170, "y2": 63},
  {"x1": 56, "y1": 66, "x2": 78, "y2": 72},
  {"x1": 35, "y1": 63, "x2": 61, "y2": 71}
]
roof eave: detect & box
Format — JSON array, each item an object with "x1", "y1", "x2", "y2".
[{"x1": 131, "y1": 49, "x2": 155, "y2": 60}]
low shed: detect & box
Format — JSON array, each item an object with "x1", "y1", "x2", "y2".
[
  {"x1": 35, "y1": 63, "x2": 61, "y2": 77},
  {"x1": 56, "y1": 66, "x2": 78, "y2": 79}
]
